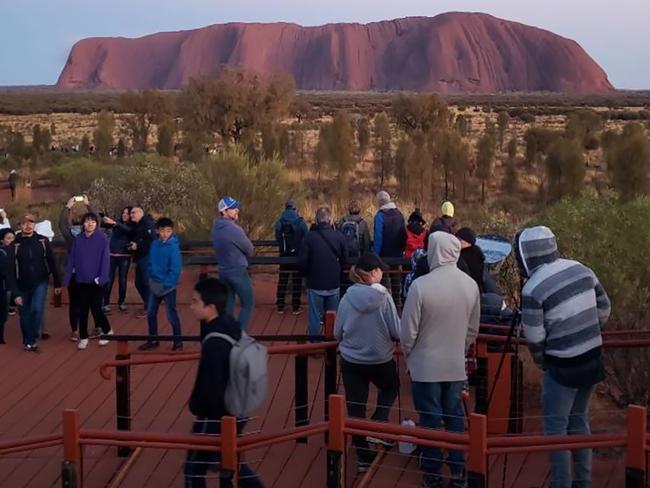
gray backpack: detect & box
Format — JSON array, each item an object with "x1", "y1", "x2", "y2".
[{"x1": 203, "y1": 331, "x2": 268, "y2": 418}]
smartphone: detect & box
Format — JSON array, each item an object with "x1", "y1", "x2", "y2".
[{"x1": 73, "y1": 196, "x2": 84, "y2": 202}]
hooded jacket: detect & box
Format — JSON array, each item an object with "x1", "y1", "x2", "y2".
[
  {"x1": 373, "y1": 203, "x2": 407, "y2": 257},
  {"x1": 400, "y1": 232, "x2": 480, "y2": 382},
  {"x1": 149, "y1": 235, "x2": 182, "y2": 290},
  {"x1": 63, "y1": 230, "x2": 110, "y2": 287},
  {"x1": 338, "y1": 214, "x2": 372, "y2": 254},
  {"x1": 334, "y1": 283, "x2": 400, "y2": 364},
  {"x1": 518, "y1": 226, "x2": 611, "y2": 386},
  {"x1": 15, "y1": 233, "x2": 62, "y2": 290},
  {"x1": 274, "y1": 208, "x2": 308, "y2": 257},
  {"x1": 211, "y1": 217, "x2": 254, "y2": 275}
]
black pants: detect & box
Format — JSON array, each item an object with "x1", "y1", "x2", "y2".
[
  {"x1": 104, "y1": 256, "x2": 130, "y2": 306},
  {"x1": 0, "y1": 288, "x2": 8, "y2": 343},
  {"x1": 74, "y1": 281, "x2": 111, "y2": 339},
  {"x1": 184, "y1": 418, "x2": 265, "y2": 488},
  {"x1": 68, "y1": 281, "x2": 80, "y2": 333},
  {"x1": 341, "y1": 358, "x2": 400, "y2": 463},
  {"x1": 276, "y1": 264, "x2": 301, "y2": 310},
  {"x1": 134, "y1": 257, "x2": 150, "y2": 308}
]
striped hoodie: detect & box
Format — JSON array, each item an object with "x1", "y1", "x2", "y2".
[{"x1": 517, "y1": 226, "x2": 611, "y2": 367}]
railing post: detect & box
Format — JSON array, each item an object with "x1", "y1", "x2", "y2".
[
  {"x1": 115, "y1": 340, "x2": 132, "y2": 457},
  {"x1": 295, "y1": 351, "x2": 309, "y2": 443},
  {"x1": 220, "y1": 416, "x2": 238, "y2": 488},
  {"x1": 626, "y1": 405, "x2": 647, "y2": 488},
  {"x1": 324, "y1": 311, "x2": 338, "y2": 424},
  {"x1": 468, "y1": 413, "x2": 487, "y2": 488},
  {"x1": 62, "y1": 409, "x2": 81, "y2": 488},
  {"x1": 327, "y1": 395, "x2": 345, "y2": 488}
]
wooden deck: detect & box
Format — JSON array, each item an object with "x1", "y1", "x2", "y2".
[{"x1": 0, "y1": 269, "x2": 628, "y2": 487}]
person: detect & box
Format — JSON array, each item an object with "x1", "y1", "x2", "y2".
[
  {"x1": 102, "y1": 207, "x2": 134, "y2": 314},
  {"x1": 1, "y1": 229, "x2": 17, "y2": 317},
  {"x1": 334, "y1": 253, "x2": 400, "y2": 473},
  {"x1": 0, "y1": 228, "x2": 22, "y2": 344},
  {"x1": 64, "y1": 213, "x2": 112, "y2": 350},
  {"x1": 14, "y1": 213, "x2": 62, "y2": 351},
  {"x1": 0, "y1": 209, "x2": 10, "y2": 230},
  {"x1": 299, "y1": 206, "x2": 347, "y2": 340},
  {"x1": 59, "y1": 195, "x2": 94, "y2": 341},
  {"x1": 516, "y1": 226, "x2": 611, "y2": 488},
  {"x1": 212, "y1": 196, "x2": 255, "y2": 330},
  {"x1": 129, "y1": 206, "x2": 156, "y2": 319},
  {"x1": 456, "y1": 227, "x2": 485, "y2": 293},
  {"x1": 185, "y1": 278, "x2": 265, "y2": 488},
  {"x1": 400, "y1": 231, "x2": 480, "y2": 488},
  {"x1": 274, "y1": 199, "x2": 308, "y2": 315},
  {"x1": 425, "y1": 201, "x2": 459, "y2": 249},
  {"x1": 373, "y1": 191, "x2": 407, "y2": 306},
  {"x1": 404, "y1": 208, "x2": 427, "y2": 258},
  {"x1": 8, "y1": 169, "x2": 17, "y2": 201},
  {"x1": 139, "y1": 217, "x2": 183, "y2": 351},
  {"x1": 34, "y1": 220, "x2": 55, "y2": 241},
  {"x1": 338, "y1": 199, "x2": 372, "y2": 257}
]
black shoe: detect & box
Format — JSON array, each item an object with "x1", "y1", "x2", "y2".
[
  {"x1": 172, "y1": 342, "x2": 183, "y2": 351},
  {"x1": 41, "y1": 332, "x2": 51, "y2": 340},
  {"x1": 423, "y1": 475, "x2": 443, "y2": 488},
  {"x1": 138, "y1": 341, "x2": 160, "y2": 351}
]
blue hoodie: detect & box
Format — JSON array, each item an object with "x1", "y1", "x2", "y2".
[
  {"x1": 274, "y1": 208, "x2": 308, "y2": 257},
  {"x1": 211, "y1": 218, "x2": 254, "y2": 274},
  {"x1": 149, "y1": 235, "x2": 182, "y2": 289}
]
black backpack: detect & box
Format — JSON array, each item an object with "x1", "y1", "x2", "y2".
[
  {"x1": 340, "y1": 219, "x2": 361, "y2": 258},
  {"x1": 279, "y1": 220, "x2": 302, "y2": 256}
]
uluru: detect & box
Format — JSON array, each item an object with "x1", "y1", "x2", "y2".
[{"x1": 56, "y1": 12, "x2": 614, "y2": 94}]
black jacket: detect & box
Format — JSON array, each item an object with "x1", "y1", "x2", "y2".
[
  {"x1": 15, "y1": 233, "x2": 61, "y2": 290},
  {"x1": 108, "y1": 221, "x2": 134, "y2": 255},
  {"x1": 0, "y1": 245, "x2": 20, "y2": 298},
  {"x1": 132, "y1": 215, "x2": 156, "y2": 261},
  {"x1": 298, "y1": 224, "x2": 348, "y2": 290},
  {"x1": 189, "y1": 315, "x2": 242, "y2": 419}
]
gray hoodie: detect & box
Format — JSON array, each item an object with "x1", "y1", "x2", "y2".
[
  {"x1": 334, "y1": 283, "x2": 400, "y2": 365},
  {"x1": 211, "y1": 217, "x2": 254, "y2": 275},
  {"x1": 400, "y1": 232, "x2": 480, "y2": 382}
]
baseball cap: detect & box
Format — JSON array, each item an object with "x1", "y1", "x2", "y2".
[
  {"x1": 217, "y1": 196, "x2": 241, "y2": 213},
  {"x1": 20, "y1": 213, "x2": 36, "y2": 224},
  {"x1": 356, "y1": 253, "x2": 389, "y2": 272}
]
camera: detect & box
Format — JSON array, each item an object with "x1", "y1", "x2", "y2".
[{"x1": 73, "y1": 196, "x2": 84, "y2": 203}]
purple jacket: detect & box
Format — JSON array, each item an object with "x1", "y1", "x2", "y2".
[{"x1": 64, "y1": 230, "x2": 110, "y2": 286}]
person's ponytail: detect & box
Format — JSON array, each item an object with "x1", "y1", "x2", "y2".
[{"x1": 349, "y1": 266, "x2": 374, "y2": 285}]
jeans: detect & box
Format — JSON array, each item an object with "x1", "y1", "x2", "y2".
[
  {"x1": 184, "y1": 418, "x2": 265, "y2": 488},
  {"x1": 411, "y1": 381, "x2": 466, "y2": 481},
  {"x1": 18, "y1": 281, "x2": 48, "y2": 346},
  {"x1": 276, "y1": 264, "x2": 302, "y2": 310},
  {"x1": 75, "y1": 281, "x2": 111, "y2": 340},
  {"x1": 147, "y1": 289, "x2": 182, "y2": 343},
  {"x1": 306, "y1": 289, "x2": 339, "y2": 338},
  {"x1": 220, "y1": 269, "x2": 255, "y2": 330},
  {"x1": 134, "y1": 257, "x2": 150, "y2": 308},
  {"x1": 104, "y1": 256, "x2": 130, "y2": 306},
  {"x1": 542, "y1": 371, "x2": 595, "y2": 488},
  {"x1": 341, "y1": 358, "x2": 399, "y2": 463}
]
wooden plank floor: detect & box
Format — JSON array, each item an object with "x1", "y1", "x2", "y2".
[{"x1": 0, "y1": 270, "x2": 628, "y2": 487}]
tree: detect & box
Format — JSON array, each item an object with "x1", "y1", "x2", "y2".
[
  {"x1": 607, "y1": 123, "x2": 650, "y2": 201},
  {"x1": 357, "y1": 117, "x2": 370, "y2": 157},
  {"x1": 156, "y1": 117, "x2": 175, "y2": 157},
  {"x1": 545, "y1": 137, "x2": 585, "y2": 201},
  {"x1": 328, "y1": 111, "x2": 356, "y2": 184},
  {"x1": 80, "y1": 134, "x2": 90, "y2": 155},
  {"x1": 289, "y1": 126, "x2": 306, "y2": 169},
  {"x1": 496, "y1": 111, "x2": 510, "y2": 150},
  {"x1": 565, "y1": 109, "x2": 603, "y2": 149},
  {"x1": 431, "y1": 129, "x2": 468, "y2": 200},
  {"x1": 525, "y1": 127, "x2": 561, "y2": 166},
  {"x1": 7, "y1": 131, "x2": 26, "y2": 160},
  {"x1": 476, "y1": 131, "x2": 496, "y2": 205},
  {"x1": 291, "y1": 96, "x2": 315, "y2": 123},
  {"x1": 503, "y1": 156, "x2": 518, "y2": 196},
  {"x1": 122, "y1": 90, "x2": 174, "y2": 152},
  {"x1": 32, "y1": 125, "x2": 43, "y2": 154},
  {"x1": 391, "y1": 94, "x2": 449, "y2": 133},
  {"x1": 314, "y1": 124, "x2": 332, "y2": 186},
  {"x1": 93, "y1": 110, "x2": 115, "y2": 157},
  {"x1": 116, "y1": 138, "x2": 127, "y2": 158},
  {"x1": 394, "y1": 137, "x2": 415, "y2": 196},
  {"x1": 454, "y1": 114, "x2": 470, "y2": 137},
  {"x1": 507, "y1": 137, "x2": 518, "y2": 159},
  {"x1": 373, "y1": 113, "x2": 392, "y2": 187},
  {"x1": 50, "y1": 122, "x2": 56, "y2": 136}
]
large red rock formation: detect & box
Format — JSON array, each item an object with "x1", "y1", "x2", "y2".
[{"x1": 56, "y1": 12, "x2": 613, "y2": 94}]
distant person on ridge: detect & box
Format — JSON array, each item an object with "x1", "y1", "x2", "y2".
[{"x1": 8, "y1": 170, "x2": 18, "y2": 201}]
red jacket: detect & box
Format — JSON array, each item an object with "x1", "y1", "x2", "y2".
[{"x1": 404, "y1": 226, "x2": 426, "y2": 258}]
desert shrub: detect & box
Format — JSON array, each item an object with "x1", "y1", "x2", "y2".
[{"x1": 47, "y1": 157, "x2": 113, "y2": 195}]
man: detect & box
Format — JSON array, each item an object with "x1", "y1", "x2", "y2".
[
  {"x1": 128, "y1": 206, "x2": 156, "y2": 319},
  {"x1": 338, "y1": 199, "x2": 371, "y2": 257},
  {"x1": 14, "y1": 214, "x2": 62, "y2": 350},
  {"x1": 185, "y1": 278, "x2": 265, "y2": 488},
  {"x1": 517, "y1": 226, "x2": 611, "y2": 488},
  {"x1": 139, "y1": 217, "x2": 183, "y2": 351},
  {"x1": 400, "y1": 232, "x2": 480, "y2": 488},
  {"x1": 425, "y1": 201, "x2": 459, "y2": 249},
  {"x1": 298, "y1": 206, "x2": 347, "y2": 340},
  {"x1": 274, "y1": 199, "x2": 308, "y2": 315},
  {"x1": 212, "y1": 196, "x2": 255, "y2": 330},
  {"x1": 8, "y1": 169, "x2": 17, "y2": 201},
  {"x1": 373, "y1": 191, "x2": 406, "y2": 306}
]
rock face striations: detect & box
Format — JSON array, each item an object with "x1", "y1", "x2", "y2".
[{"x1": 56, "y1": 12, "x2": 613, "y2": 94}]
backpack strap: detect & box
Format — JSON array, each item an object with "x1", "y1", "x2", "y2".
[
  {"x1": 315, "y1": 229, "x2": 340, "y2": 261},
  {"x1": 203, "y1": 331, "x2": 236, "y2": 346}
]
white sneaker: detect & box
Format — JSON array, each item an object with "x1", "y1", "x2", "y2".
[
  {"x1": 98, "y1": 329, "x2": 114, "y2": 346},
  {"x1": 77, "y1": 339, "x2": 89, "y2": 350}
]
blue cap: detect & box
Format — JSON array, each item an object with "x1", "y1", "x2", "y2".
[{"x1": 218, "y1": 196, "x2": 241, "y2": 213}]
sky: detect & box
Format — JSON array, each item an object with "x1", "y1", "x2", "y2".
[{"x1": 1, "y1": 0, "x2": 648, "y2": 89}]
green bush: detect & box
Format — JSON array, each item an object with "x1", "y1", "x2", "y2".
[{"x1": 47, "y1": 158, "x2": 113, "y2": 195}]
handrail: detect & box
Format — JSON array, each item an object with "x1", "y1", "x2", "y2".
[{"x1": 0, "y1": 433, "x2": 63, "y2": 456}]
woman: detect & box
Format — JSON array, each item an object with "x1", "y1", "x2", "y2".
[
  {"x1": 334, "y1": 253, "x2": 400, "y2": 473},
  {"x1": 102, "y1": 207, "x2": 134, "y2": 313},
  {"x1": 64, "y1": 213, "x2": 112, "y2": 350},
  {"x1": 0, "y1": 228, "x2": 21, "y2": 343}
]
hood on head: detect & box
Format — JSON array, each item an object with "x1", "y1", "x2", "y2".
[
  {"x1": 345, "y1": 283, "x2": 387, "y2": 313},
  {"x1": 280, "y1": 208, "x2": 300, "y2": 223},
  {"x1": 427, "y1": 231, "x2": 461, "y2": 270},
  {"x1": 515, "y1": 226, "x2": 559, "y2": 278}
]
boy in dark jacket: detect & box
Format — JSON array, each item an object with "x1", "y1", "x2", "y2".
[
  {"x1": 128, "y1": 206, "x2": 156, "y2": 318},
  {"x1": 298, "y1": 206, "x2": 347, "y2": 339},
  {"x1": 274, "y1": 199, "x2": 308, "y2": 314},
  {"x1": 139, "y1": 218, "x2": 183, "y2": 351},
  {"x1": 15, "y1": 213, "x2": 62, "y2": 351},
  {"x1": 185, "y1": 278, "x2": 265, "y2": 488}
]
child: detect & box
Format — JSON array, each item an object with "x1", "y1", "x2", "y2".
[
  {"x1": 404, "y1": 208, "x2": 426, "y2": 258},
  {"x1": 138, "y1": 217, "x2": 183, "y2": 351}
]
